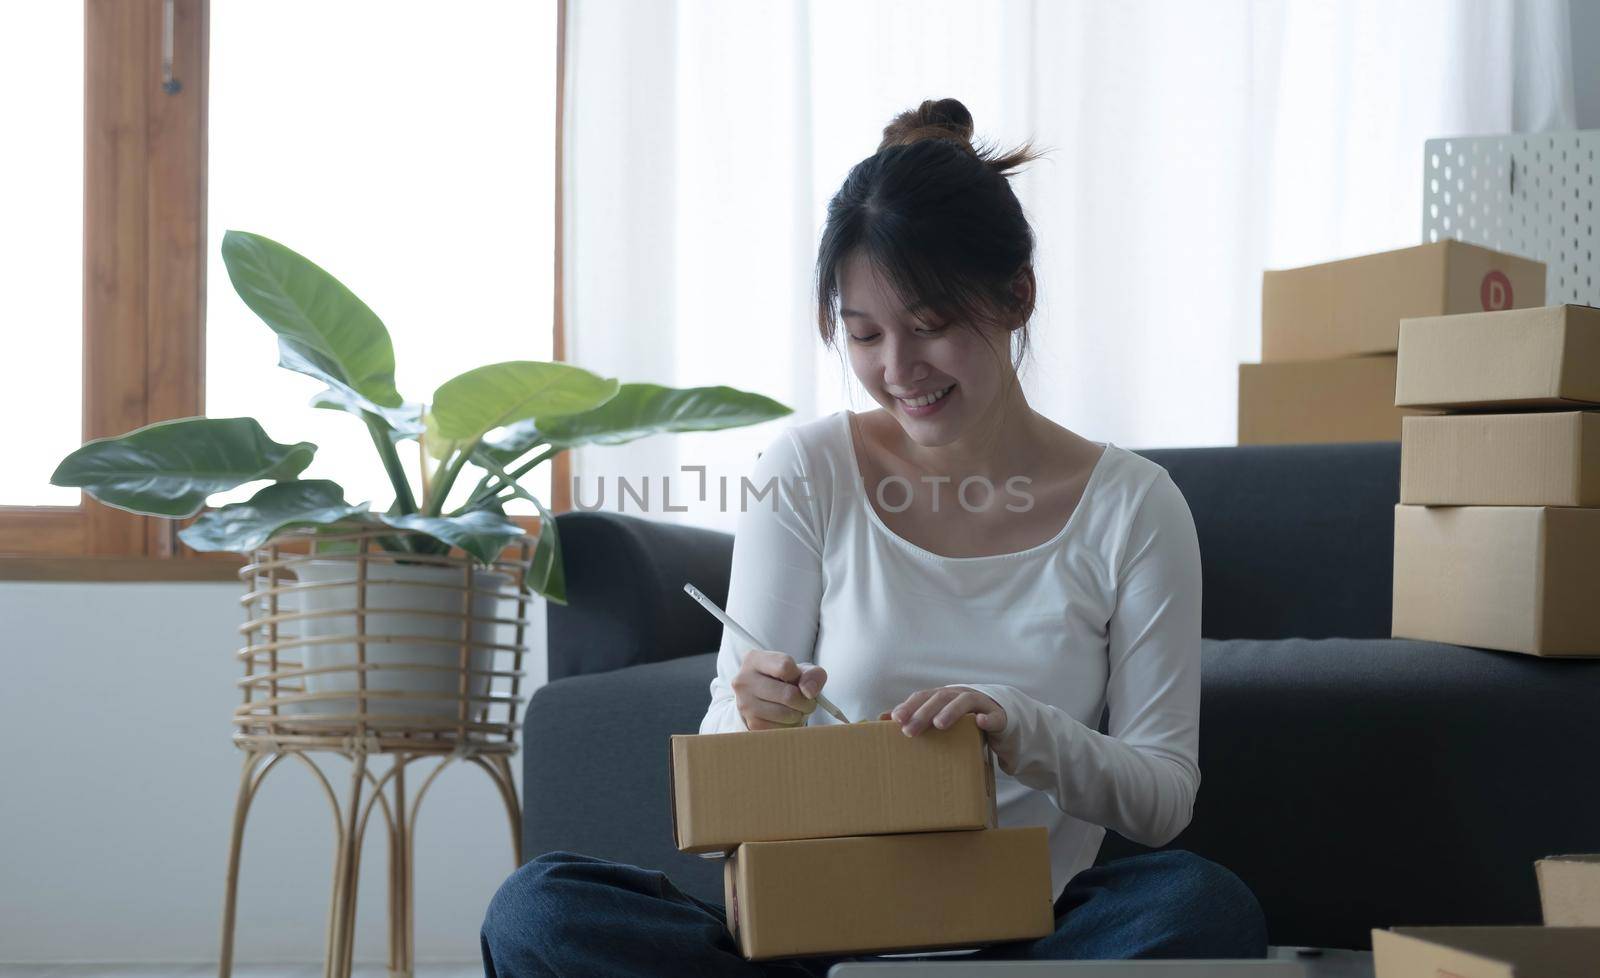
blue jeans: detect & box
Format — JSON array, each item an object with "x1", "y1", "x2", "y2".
[{"x1": 481, "y1": 847, "x2": 1268, "y2": 976}]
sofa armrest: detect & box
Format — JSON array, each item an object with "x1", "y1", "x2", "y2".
[
  {"x1": 522, "y1": 652, "x2": 725, "y2": 904},
  {"x1": 546, "y1": 511, "x2": 734, "y2": 681}
]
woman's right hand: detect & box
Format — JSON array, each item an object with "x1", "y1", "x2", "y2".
[{"x1": 732, "y1": 650, "x2": 828, "y2": 731}]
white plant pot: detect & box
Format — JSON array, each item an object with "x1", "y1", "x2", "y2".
[{"x1": 280, "y1": 559, "x2": 509, "y2": 723}]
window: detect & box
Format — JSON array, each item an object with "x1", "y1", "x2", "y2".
[
  {"x1": 0, "y1": 0, "x2": 207, "y2": 562},
  {"x1": 2, "y1": 2, "x2": 83, "y2": 509},
  {"x1": 0, "y1": 0, "x2": 563, "y2": 568},
  {"x1": 207, "y1": 0, "x2": 558, "y2": 514}
]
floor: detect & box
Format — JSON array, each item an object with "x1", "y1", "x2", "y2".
[
  {"x1": 1266, "y1": 947, "x2": 1374, "y2": 978},
  {"x1": 0, "y1": 949, "x2": 1375, "y2": 978}
]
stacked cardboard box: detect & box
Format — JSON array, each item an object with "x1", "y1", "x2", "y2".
[
  {"x1": 1390, "y1": 305, "x2": 1600, "y2": 657},
  {"x1": 1535, "y1": 854, "x2": 1600, "y2": 926},
  {"x1": 1238, "y1": 241, "x2": 1544, "y2": 445},
  {"x1": 669, "y1": 717, "x2": 1054, "y2": 959},
  {"x1": 1371, "y1": 854, "x2": 1600, "y2": 975},
  {"x1": 1373, "y1": 926, "x2": 1600, "y2": 975}
]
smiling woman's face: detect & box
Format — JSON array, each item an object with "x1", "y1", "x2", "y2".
[{"x1": 836, "y1": 251, "x2": 1011, "y2": 447}]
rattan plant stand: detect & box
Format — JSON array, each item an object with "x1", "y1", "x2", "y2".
[{"x1": 217, "y1": 525, "x2": 537, "y2": 978}]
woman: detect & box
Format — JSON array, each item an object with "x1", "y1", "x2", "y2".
[{"x1": 481, "y1": 98, "x2": 1267, "y2": 976}]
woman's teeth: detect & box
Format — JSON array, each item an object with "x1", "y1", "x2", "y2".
[{"x1": 898, "y1": 385, "x2": 954, "y2": 408}]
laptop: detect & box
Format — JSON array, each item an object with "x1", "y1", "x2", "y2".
[{"x1": 828, "y1": 962, "x2": 1307, "y2": 977}]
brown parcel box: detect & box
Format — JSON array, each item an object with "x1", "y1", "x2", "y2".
[
  {"x1": 1372, "y1": 926, "x2": 1600, "y2": 978},
  {"x1": 1537, "y1": 855, "x2": 1600, "y2": 926},
  {"x1": 1399, "y1": 412, "x2": 1600, "y2": 506},
  {"x1": 670, "y1": 717, "x2": 996, "y2": 853},
  {"x1": 1262, "y1": 240, "x2": 1545, "y2": 362},
  {"x1": 1392, "y1": 504, "x2": 1600, "y2": 657},
  {"x1": 1238, "y1": 356, "x2": 1431, "y2": 445},
  {"x1": 1395, "y1": 304, "x2": 1600, "y2": 410},
  {"x1": 724, "y1": 827, "x2": 1054, "y2": 960}
]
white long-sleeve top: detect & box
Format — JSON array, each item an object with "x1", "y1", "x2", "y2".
[{"x1": 700, "y1": 410, "x2": 1202, "y2": 900}]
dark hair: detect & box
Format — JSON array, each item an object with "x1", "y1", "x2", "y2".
[{"x1": 815, "y1": 97, "x2": 1043, "y2": 372}]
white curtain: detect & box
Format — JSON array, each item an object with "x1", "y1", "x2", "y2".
[{"x1": 562, "y1": 0, "x2": 1575, "y2": 533}]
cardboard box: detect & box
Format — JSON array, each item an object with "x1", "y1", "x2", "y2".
[
  {"x1": 1537, "y1": 855, "x2": 1600, "y2": 926},
  {"x1": 1262, "y1": 240, "x2": 1545, "y2": 362},
  {"x1": 1400, "y1": 412, "x2": 1600, "y2": 506},
  {"x1": 1392, "y1": 504, "x2": 1600, "y2": 657},
  {"x1": 724, "y1": 827, "x2": 1054, "y2": 959},
  {"x1": 1239, "y1": 356, "x2": 1431, "y2": 445},
  {"x1": 1395, "y1": 304, "x2": 1600, "y2": 410},
  {"x1": 1372, "y1": 926, "x2": 1600, "y2": 977},
  {"x1": 670, "y1": 717, "x2": 996, "y2": 853}
]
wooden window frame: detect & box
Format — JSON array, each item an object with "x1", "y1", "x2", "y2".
[
  {"x1": 0, "y1": 0, "x2": 207, "y2": 564},
  {"x1": 0, "y1": 0, "x2": 568, "y2": 580}
]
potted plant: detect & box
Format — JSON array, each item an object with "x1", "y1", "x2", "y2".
[{"x1": 51, "y1": 230, "x2": 791, "y2": 718}]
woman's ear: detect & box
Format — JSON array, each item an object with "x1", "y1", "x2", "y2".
[{"x1": 1006, "y1": 266, "x2": 1036, "y2": 331}]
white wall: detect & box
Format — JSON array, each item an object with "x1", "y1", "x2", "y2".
[{"x1": 0, "y1": 580, "x2": 545, "y2": 966}]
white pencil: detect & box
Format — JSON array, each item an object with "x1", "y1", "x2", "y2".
[{"x1": 683, "y1": 582, "x2": 852, "y2": 724}]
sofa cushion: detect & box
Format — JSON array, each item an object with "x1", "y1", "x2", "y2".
[
  {"x1": 1137, "y1": 442, "x2": 1400, "y2": 641},
  {"x1": 1097, "y1": 636, "x2": 1600, "y2": 949}
]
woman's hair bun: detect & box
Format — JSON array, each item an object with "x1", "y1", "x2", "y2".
[
  {"x1": 876, "y1": 97, "x2": 1040, "y2": 176},
  {"x1": 878, "y1": 98, "x2": 976, "y2": 152}
]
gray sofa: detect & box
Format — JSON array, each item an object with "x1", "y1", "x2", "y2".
[{"x1": 523, "y1": 441, "x2": 1600, "y2": 952}]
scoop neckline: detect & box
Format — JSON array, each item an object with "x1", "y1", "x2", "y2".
[{"x1": 838, "y1": 410, "x2": 1114, "y2": 563}]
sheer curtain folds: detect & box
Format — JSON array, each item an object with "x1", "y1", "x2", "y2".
[{"x1": 563, "y1": 0, "x2": 1574, "y2": 532}]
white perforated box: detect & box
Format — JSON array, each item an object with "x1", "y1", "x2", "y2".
[{"x1": 1422, "y1": 131, "x2": 1600, "y2": 306}]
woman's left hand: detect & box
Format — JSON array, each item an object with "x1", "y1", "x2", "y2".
[{"x1": 882, "y1": 686, "x2": 1007, "y2": 737}]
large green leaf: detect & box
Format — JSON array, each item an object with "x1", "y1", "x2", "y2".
[
  {"x1": 379, "y1": 510, "x2": 526, "y2": 568},
  {"x1": 468, "y1": 454, "x2": 566, "y2": 604},
  {"x1": 475, "y1": 383, "x2": 793, "y2": 467},
  {"x1": 539, "y1": 383, "x2": 791, "y2": 445},
  {"x1": 474, "y1": 419, "x2": 546, "y2": 468},
  {"x1": 421, "y1": 410, "x2": 460, "y2": 461},
  {"x1": 430, "y1": 361, "x2": 619, "y2": 444},
  {"x1": 177, "y1": 479, "x2": 371, "y2": 552},
  {"x1": 50, "y1": 417, "x2": 316, "y2": 518},
  {"x1": 310, "y1": 388, "x2": 425, "y2": 444},
  {"x1": 220, "y1": 230, "x2": 403, "y2": 410},
  {"x1": 525, "y1": 495, "x2": 566, "y2": 605}
]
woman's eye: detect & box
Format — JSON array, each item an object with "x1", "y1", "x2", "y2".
[
  {"x1": 916, "y1": 325, "x2": 947, "y2": 336},
  {"x1": 848, "y1": 333, "x2": 880, "y2": 343}
]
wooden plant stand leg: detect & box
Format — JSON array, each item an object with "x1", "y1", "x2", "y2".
[
  {"x1": 219, "y1": 748, "x2": 346, "y2": 978},
  {"x1": 220, "y1": 750, "x2": 275, "y2": 978},
  {"x1": 388, "y1": 757, "x2": 410, "y2": 978},
  {"x1": 469, "y1": 753, "x2": 524, "y2": 866},
  {"x1": 218, "y1": 746, "x2": 522, "y2": 978},
  {"x1": 327, "y1": 748, "x2": 368, "y2": 978}
]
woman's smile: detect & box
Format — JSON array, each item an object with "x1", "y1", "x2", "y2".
[{"x1": 894, "y1": 383, "x2": 956, "y2": 416}]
